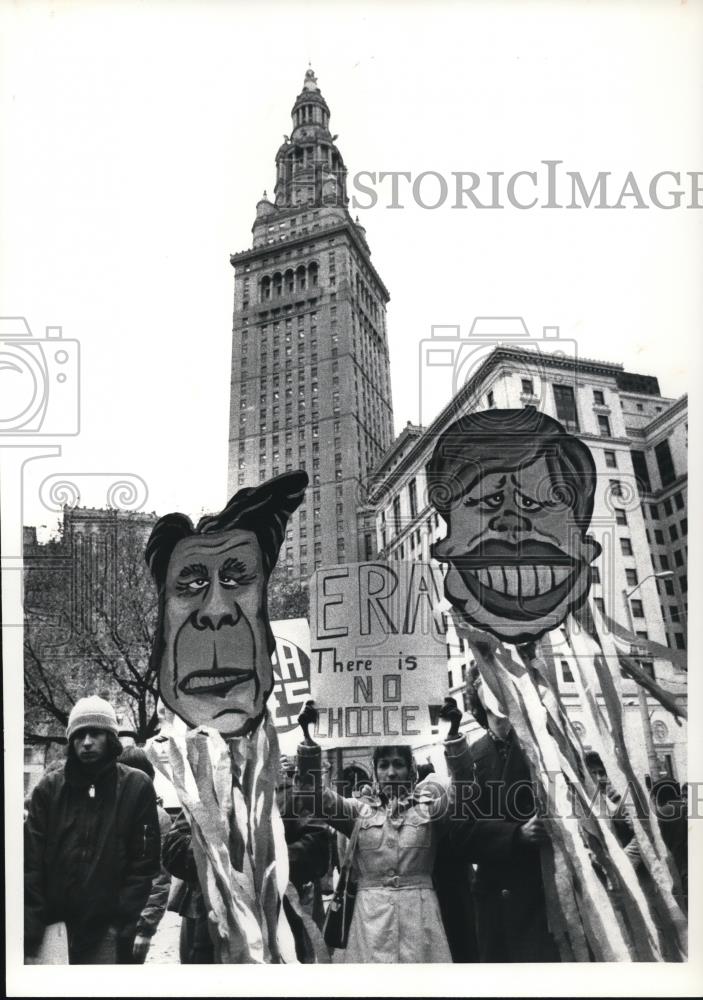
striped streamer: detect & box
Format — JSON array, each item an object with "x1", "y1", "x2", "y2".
[
  {"x1": 148, "y1": 711, "x2": 298, "y2": 963},
  {"x1": 454, "y1": 619, "x2": 687, "y2": 962}
]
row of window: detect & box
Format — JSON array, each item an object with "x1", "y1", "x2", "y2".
[
  {"x1": 647, "y1": 490, "x2": 685, "y2": 519},
  {"x1": 259, "y1": 263, "x2": 319, "y2": 303}
]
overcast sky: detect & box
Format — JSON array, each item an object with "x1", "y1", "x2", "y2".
[{"x1": 1, "y1": 0, "x2": 701, "y2": 536}]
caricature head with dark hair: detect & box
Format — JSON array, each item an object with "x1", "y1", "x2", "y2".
[
  {"x1": 145, "y1": 471, "x2": 308, "y2": 736},
  {"x1": 427, "y1": 407, "x2": 600, "y2": 643}
]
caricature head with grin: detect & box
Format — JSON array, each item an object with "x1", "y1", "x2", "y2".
[
  {"x1": 427, "y1": 407, "x2": 601, "y2": 644},
  {"x1": 145, "y1": 471, "x2": 308, "y2": 737}
]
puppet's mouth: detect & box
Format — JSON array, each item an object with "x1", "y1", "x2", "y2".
[
  {"x1": 453, "y1": 540, "x2": 581, "y2": 620},
  {"x1": 178, "y1": 668, "x2": 254, "y2": 697}
]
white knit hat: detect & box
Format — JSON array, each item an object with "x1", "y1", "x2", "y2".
[{"x1": 66, "y1": 696, "x2": 119, "y2": 740}]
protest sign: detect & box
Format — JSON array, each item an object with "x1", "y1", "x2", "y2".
[
  {"x1": 309, "y1": 561, "x2": 448, "y2": 747},
  {"x1": 269, "y1": 617, "x2": 313, "y2": 738}
]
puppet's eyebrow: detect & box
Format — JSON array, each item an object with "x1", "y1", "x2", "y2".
[
  {"x1": 178, "y1": 562, "x2": 209, "y2": 579},
  {"x1": 220, "y1": 556, "x2": 252, "y2": 573},
  {"x1": 486, "y1": 475, "x2": 506, "y2": 489}
]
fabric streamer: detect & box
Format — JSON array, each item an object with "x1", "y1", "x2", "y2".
[
  {"x1": 148, "y1": 710, "x2": 298, "y2": 964},
  {"x1": 453, "y1": 615, "x2": 687, "y2": 962}
]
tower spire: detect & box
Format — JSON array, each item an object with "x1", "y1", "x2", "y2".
[{"x1": 269, "y1": 70, "x2": 348, "y2": 210}]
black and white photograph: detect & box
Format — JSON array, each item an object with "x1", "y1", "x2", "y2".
[{"x1": 2, "y1": 1, "x2": 701, "y2": 996}]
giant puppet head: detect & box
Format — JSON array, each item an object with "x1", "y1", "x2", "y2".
[
  {"x1": 145, "y1": 471, "x2": 308, "y2": 737},
  {"x1": 427, "y1": 407, "x2": 600, "y2": 644}
]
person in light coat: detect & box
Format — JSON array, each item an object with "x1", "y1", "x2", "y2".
[{"x1": 296, "y1": 702, "x2": 516, "y2": 964}]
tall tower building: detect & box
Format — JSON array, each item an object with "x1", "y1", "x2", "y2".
[{"x1": 228, "y1": 69, "x2": 394, "y2": 579}]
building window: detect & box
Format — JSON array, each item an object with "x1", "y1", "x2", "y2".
[
  {"x1": 631, "y1": 599, "x2": 644, "y2": 618},
  {"x1": 487, "y1": 390, "x2": 495, "y2": 408},
  {"x1": 521, "y1": 378, "x2": 534, "y2": 396},
  {"x1": 681, "y1": 575, "x2": 687, "y2": 593},
  {"x1": 620, "y1": 538, "x2": 633, "y2": 556},
  {"x1": 604, "y1": 450, "x2": 617, "y2": 469},
  {"x1": 674, "y1": 550, "x2": 684, "y2": 568},
  {"x1": 674, "y1": 491, "x2": 684, "y2": 511},
  {"x1": 663, "y1": 497, "x2": 673, "y2": 516},
  {"x1": 625, "y1": 568, "x2": 638, "y2": 587},
  {"x1": 560, "y1": 660, "x2": 575, "y2": 683},
  {"x1": 638, "y1": 659, "x2": 654, "y2": 680},
  {"x1": 590, "y1": 566, "x2": 601, "y2": 584},
  {"x1": 609, "y1": 479, "x2": 623, "y2": 498},
  {"x1": 674, "y1": 632, "x2": 686, "y2": 650},
  {"x1": 392, "y1": 495, "x2": 401, "y2": 535},
  {"x1": 669, "y1": 524, "x2": 679, "y2": 542},
  {"x1": 553, "y1": 384, "x2": 579, "y2": 431},
  {"x1": 593, "y1": 389, "x2": 605, "y2": 405},
  {"x1": 681, "y1": 517, "x2": 687, "y2": 536},
  {"x1": 654, "y1": 529, "x2": 664, "y2": 544},
  {"x1": 649, "y1": 502, "x2": 659, "y2": 519},
  {"x1": 670, "y1": 605, "x2": 680, "y2": 623},
  {"x1": 664, "y1": 579, "x2": 675, "y2": 596},
  {"x1": 631, "y1": 451, "x2": 652, "y2": 494},
  {"x1": 660, "y1": 553, "x2": 670, "y2": 570},
  {"x1": 408, "y1": 478, "x2": 418, "y2": 519},
  {"x1": 615, "y1": 509, "x2": 627, "y2": 526},
  {"x1": 597, "y1": 414, "x2": 611, "y2": 437},
  {"x1": 594, "y1": 597, "x2": 605, "y2": 614},
  {"x1": 654, "y1": 438, "x2": 676, "y2": 487}
]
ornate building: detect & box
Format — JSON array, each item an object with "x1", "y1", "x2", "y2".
[{"x1": 227, "y1": 69, "x2": 394, "y2": 579}]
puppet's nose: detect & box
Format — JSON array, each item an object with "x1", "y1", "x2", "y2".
[
  {"x1": 195, "y1": 585, "x2": 241, "y2": 630},
  {"x1": 488, "y1": 509, "x2": 532, "y2": 534}
]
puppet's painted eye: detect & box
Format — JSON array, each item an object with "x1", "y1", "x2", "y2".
[
  {"x1": 482, "y1": 491, "x2": 504, "y2": 510},
  {"x1": 515, "y1": 491, "x2": 542, "y2": 512},
  {"x1": 187, "y1": 578, "x2": 209, "y2": 592},
  {"x1": 220, "y1": 575, "x2": 239, "y2": 588}
]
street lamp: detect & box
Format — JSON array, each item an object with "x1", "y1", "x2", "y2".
[
  {"x1": 624, "y1": 570, "x2": 674, "y2": 601},
  {"x1": 622, "y1": 570, "x2": 674, "y2": 781}
]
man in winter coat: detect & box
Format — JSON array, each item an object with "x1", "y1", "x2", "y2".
[
  {"x1": 445, "y1": 671, "x2": 558, "y2": 963},
  {"x1": 24, "y1": 696, "x2": 161, "y2": 964}
]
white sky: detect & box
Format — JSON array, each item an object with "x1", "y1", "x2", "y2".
[{"x1": 1, "y1": 0, "x2": 702, "y2": 536}]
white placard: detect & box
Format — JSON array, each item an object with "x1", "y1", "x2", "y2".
[{"x1": 309, "y1": 561, "x2": 448, "y2": 747}]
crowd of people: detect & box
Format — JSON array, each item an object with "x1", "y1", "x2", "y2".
[{"x1": 24, "y1": 687, "x2": 688, "y2": 965}]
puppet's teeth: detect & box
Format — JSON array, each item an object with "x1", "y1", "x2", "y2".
[
  {"x1": 535, "y1": 566, "x2": 552, "y2": 594},
  {"x1": 519, "y1": 566, "x2": 536, "y2": 596},
  {"x1": 552, "y1": 565, "x2": 570, "y2": 586},
  {"x1": 491, "y1": 567, "x2": 507, "y2": 593},
  {"x1": 503, "y1": 567, "x2": 519, "y2": 596},
  {"x1": 477, "y1": 568, "x2": 491, "y2": 588}
]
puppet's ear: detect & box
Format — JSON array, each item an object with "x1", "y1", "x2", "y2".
[{"x1": 583, "y1": 533, "x2": 602, "y2": 563}]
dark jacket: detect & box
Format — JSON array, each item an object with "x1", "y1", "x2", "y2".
[
  {"x1": 136, "y1": 804, "x2": 172, "y2": 939},
  {"x1": 279, "y1": 786, "x2": 330, "y2": 894},
  {"x1": 24, "y1": 756, "x2": 161, "y2": 957},
  {"x1": 445, "y1": 731, "x2": 558, "y2": 963},
  {"x1": 162, "y1": 809, "x2": 213, "y2": 964}
]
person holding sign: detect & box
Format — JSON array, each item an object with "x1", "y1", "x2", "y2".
[{"x1": 295, "y1": 702, "x2": 518, "y2": 964}]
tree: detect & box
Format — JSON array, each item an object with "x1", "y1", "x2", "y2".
[
  {"x1": 24, "y1": 511, "x2": 160, "y2": 744},
  {"x1": 267, "y1": 573, "x2": 309, "y2": 621}
]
